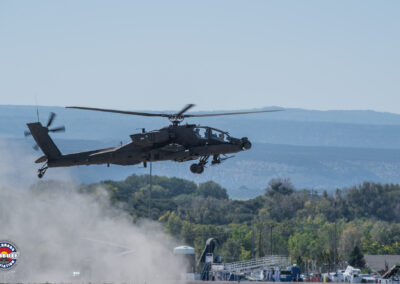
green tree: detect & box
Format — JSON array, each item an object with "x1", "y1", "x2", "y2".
[
  {"x1": 196, "y1": 181, "x2": 228, "y2": 199},
  {"x1": 348, "y1": 246, "x2": 365, "y2": 268},
  {"x1": 181, "y1": 221, "x2": 196, "y2": 246},
  {"x1": 221, "y1": 238, "x2": 242, "y2": 262},
  {"x1": 164, "y1": 211, "x2": 183, "y2": 236},
  {"x1": 265, "y1": 178, "x2": 294, "y2": 196}
]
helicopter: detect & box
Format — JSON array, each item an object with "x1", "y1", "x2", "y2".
[{"x1": 25, "y1": 104, "x2": 282, "y2": 178}]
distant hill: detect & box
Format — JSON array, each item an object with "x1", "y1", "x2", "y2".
[
  {"x1": 3, "y1": 105, "x2": 400, "y2": 148},
  {"x1": 8, "y1": 138, "x2": 400, "y2": 199},
  {"x1": 3, "y1": 104, "x2": 400, "y2": 198}
]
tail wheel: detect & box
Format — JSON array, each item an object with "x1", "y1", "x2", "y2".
[{"x1": 37, "y1": 164, "x2": 48, "y2": 179}]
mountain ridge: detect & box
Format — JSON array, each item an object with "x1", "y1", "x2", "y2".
[{"x1": 4, "y1": 105, "x2": 400, "y2": 149}]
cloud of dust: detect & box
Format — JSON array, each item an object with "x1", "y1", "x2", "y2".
[{"x1": 0, "y1": 139, "x2": 185, "y2": 283}]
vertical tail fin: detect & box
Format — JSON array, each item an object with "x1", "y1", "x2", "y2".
[{"x1": 27, "y1": 122, "x2": 62, "y2": 159}]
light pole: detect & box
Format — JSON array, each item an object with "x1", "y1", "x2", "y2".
[{"x1": 147, "y1": 162, "x2": 152, "y2": 219}]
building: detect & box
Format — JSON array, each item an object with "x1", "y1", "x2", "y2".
[{"x1": 364, "y1": 255, "x2": 400, "y2": 273}]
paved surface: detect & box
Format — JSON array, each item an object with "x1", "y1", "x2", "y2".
[{"x1": 185, "y1": 282, "x2": 325, "y2": 284}]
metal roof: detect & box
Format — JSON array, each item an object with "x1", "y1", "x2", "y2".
[{"x1": 365, "y1": 255, "x2": 400, "y2": 272}]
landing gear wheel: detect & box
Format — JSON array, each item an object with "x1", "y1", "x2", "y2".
[
  {"x1": 38, "y1": 173, "x2": 43, "y2": 179},
  {"x1": 190, "y1": 163, "x2": 199, "y2": 173},
  {"x1": 190, "y1": 155, "x2": 209, "y2": 174},
  {"x1": 196, "y1": 165, "x2": 204, "y2": 174},
  {"x1": 190, "y1": 163, "x2": 204, "y2": 174}
]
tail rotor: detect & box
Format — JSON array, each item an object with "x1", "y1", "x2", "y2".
[
  {"x1": 45, "y1": 112, "x2": 65, "y2": 133},
  {"x1": 24, "y1": 112, "x2": 66, "y2": 151}
]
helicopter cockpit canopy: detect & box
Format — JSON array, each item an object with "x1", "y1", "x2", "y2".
[{"x1": 193, "y1": 127, "x2": 230, "y2": 142}]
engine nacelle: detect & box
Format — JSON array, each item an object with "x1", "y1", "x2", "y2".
[{"x1": 130, "y1": 130, "x2": 171, "y2": 147}]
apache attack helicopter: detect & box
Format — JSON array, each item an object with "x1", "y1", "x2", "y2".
[{"x1": 25, "y1": 104, "x2": 281, "y2": 178}]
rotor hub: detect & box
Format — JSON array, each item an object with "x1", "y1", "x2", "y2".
[{"x1": 169, "y1": 116, "x2": 184, "y2": 125}]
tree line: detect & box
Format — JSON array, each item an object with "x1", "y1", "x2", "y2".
[{"x1": 39, "y1": 175, "x2": 400, "y2": 271}]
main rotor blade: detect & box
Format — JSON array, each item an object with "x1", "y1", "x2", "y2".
[
  {"x1": 66, "y1": 105, "x2": 283, "y2": 120},
  {"x1": 183, "y1": 109, "x2": 283, "y2": 118},
  {"x1": 175, "y1": 104, "x2": 195, "y2": 117},
  {"x1": 47, "y1": 112, "x2": 56, "y2": 127},
  {"x1": 66, "y1": 106, "x2": 170, "y2": 117}
]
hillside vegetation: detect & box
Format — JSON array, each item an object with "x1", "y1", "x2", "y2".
[{"x1": 62, "y1": 175, "x2": 400, "y2": 268}]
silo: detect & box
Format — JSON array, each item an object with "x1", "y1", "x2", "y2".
[{"x1": 173, "y1": 245, "x2": 196, "y2": 273}]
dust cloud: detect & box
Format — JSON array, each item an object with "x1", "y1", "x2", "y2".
[{"x1": 0, "y1": 140, "x2": 184, "y2": 283}]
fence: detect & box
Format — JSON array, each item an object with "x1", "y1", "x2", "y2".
[{"x1": 224, "y1": 255, "x2": 290, "y2": 273}]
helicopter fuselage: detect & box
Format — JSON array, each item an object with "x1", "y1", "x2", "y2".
[{"x1": 34, "y1": 123, "x2": 251, "y2": 172}]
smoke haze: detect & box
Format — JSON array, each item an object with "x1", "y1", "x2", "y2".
[{"x1": 0, "y1": 140, "x2": 184, "y2": 283}]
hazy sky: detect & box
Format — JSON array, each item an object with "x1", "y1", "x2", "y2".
[{"x1": 0, "y1": 1, "x2": 399, "y2": 112}]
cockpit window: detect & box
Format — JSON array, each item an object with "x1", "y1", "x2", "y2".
[
  {"x1": 194, "y1": 127, "x2": 207, "y2": 139},
  {"x1": 210, "y1": 129, "x2": 230, "y2": 142},
  {"x1": 194, "y1": 127, "x2": 230, "y2": 142}
]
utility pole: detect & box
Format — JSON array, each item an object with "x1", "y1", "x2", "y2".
[
  {"x1": 251, "y1": 223, "x2": 255, "y2": 259},
  {"x1": 334, "y1": 199, "x2": 337, "y2": 272},
  {"x1": 147, "y1": 162, "x2": 152, "y2": 219},
  {"x1": 258, "y1": 227, "x2": 263, "y2": 258},
  {"x1": 270, "y1": 225, "x2": 274, "y2": 255}
]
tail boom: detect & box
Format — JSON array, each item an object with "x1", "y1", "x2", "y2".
[{"x1": 27, "y1": 122, "x2": 62, "y2": 160}]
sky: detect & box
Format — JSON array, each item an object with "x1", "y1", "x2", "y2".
[{"x1": 0, "y1": 0, "x2": 399, "y2": 112}]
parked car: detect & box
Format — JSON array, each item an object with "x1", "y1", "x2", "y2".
[{"x1": 280, "y1": 270, "x2": 293, "y2": 282}]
